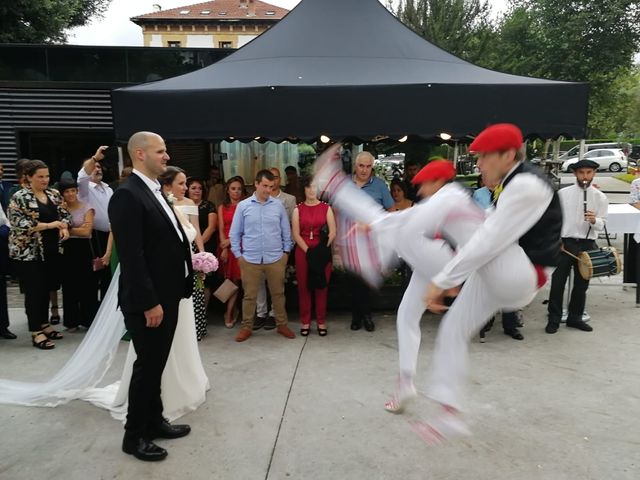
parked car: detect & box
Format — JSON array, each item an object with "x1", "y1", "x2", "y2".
[
  {"x1": 562, "y1": 148, "x2": 628, "y2": 172},
  {"x1": 559, "y1": 142, "x2": 631, "y2": 161}
]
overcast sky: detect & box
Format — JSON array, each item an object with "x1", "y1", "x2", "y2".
[{"x1": 66, "y1": 0, "x2": 509, "y2": 46}]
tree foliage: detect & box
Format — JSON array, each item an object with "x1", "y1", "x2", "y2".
[
  {"x1": 395, "y1": 0, "x2": 495, "y2": 64},
  {"x1": 0, "y1": 0, "x2": 111, "y2": 43},
  {"x1": 488, "y1": 0, "x2": 640, "y2": 137},
  {"x1": 390, "y1": 0, "x2": 640, "y2": 138}
]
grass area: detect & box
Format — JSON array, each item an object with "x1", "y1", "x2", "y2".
[{"x1": 615, "y1": 173, "x2": 635, "y2": 183}]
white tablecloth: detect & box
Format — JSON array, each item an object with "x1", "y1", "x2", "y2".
[{"x1": 607, "y1": 204, "x2": 640, "y2": 240}]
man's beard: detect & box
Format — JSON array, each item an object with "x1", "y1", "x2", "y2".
[{"x1": 576, "y1": 178, "x2": 592, "y2": 188}]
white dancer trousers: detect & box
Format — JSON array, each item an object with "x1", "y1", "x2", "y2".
[{"x1": 427, "y1": 243, "x2": 538, "y2": 411}]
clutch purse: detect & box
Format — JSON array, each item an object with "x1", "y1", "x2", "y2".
[{"x1": 213, "y1": 279, "x2": 239, "y2": 303}]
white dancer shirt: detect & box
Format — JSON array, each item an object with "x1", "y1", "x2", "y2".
[{"x1": 432, "y1": 164, "x2": 554, "y2": 290}]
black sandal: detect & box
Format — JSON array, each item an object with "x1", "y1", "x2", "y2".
[
  {"x1": 317, "y1": 326, "x2": 328, "y2": 336},
  {"x1": 32, "y1": 332, "x2": 55, "y2": 350},
  {"x1": 50, "y1": 308, "x2": 61, "y2": 325},
  {"x1": 41, "y1": 324, "x2": 63, "y2": 340},
  {"x1": 300, "y1": 326, "x2": 310, "y2": 336}
]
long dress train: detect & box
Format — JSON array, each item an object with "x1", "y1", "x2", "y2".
[{"x1": 0, "y1": 222, "x2": 210, "y2": 421}]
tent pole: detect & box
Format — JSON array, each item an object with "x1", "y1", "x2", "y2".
[
  {"x1": 453, "y1": 141, "x2": 459, "y2": 168},
  {"x1": 579, "y1": 139, "x2": 586, "y2": 160}
]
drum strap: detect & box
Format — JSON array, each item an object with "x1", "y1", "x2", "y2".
[{"x1": 584, "y1": 224, "x2": 612, "y2": 248}]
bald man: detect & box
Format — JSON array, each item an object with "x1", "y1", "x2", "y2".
[{"x1": 109, "y1": 131, "x2": 194, "y2": 461}]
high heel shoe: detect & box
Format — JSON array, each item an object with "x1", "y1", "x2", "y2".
[
  {"x1": 49, "y1": 307, "x2": 61, "y2": 325},
  {"x1": 317, "y1": 325, "x2": 328, "y2": 336},
  {"x1": 300, "y1": 325, "x2": 310, "y2": 336}
]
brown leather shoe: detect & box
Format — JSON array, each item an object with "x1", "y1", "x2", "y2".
[
  {"x1": 235, "y1": 328, "x2": 252, "y2": 342},
  {"x1": 277, "y1": 325, "x2": 296, "y2": 339}
]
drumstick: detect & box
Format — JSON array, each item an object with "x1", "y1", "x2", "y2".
[{"x1": 561, "y1": 247, "x2": 587, "y2": 264}]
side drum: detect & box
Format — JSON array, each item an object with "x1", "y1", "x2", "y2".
[{"x1": 577, "y1": 247, "x2": 622, "y2": 280}]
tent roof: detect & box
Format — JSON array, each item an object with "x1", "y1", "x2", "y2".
[{"x1": 112, "y1": 0, "x2": 589, "y2": 142}]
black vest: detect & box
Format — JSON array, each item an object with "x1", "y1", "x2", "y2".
[{"x1": 498, "y1": 162, "x2": 563, "y2": 267}]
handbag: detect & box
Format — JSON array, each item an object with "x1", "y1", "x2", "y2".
[{"x1": 213, "y1": 279, "x2": 239, "y2": 303}]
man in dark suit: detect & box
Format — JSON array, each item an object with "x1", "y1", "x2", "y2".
[{"x1": 108, "y1": 131, "x2": 194, "y2": 462}]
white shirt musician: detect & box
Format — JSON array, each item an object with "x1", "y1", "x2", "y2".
[{"x1": 546, "y1": 159, "x2": 608, "y2": 334}]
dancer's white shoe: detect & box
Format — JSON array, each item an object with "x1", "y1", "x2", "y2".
[{"x1": 384, "y1": 375, "x2": 417, "y2": 414}]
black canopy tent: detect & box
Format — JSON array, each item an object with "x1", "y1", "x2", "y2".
[{"x1": 112, "y1": 0, "x2": 589, "y2": 143}]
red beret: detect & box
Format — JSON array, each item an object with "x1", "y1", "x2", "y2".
[
  {"x1": 469, "y1": 123, "x2": 523, "y2": 153},
  {"x1": 411, "y1": 159, "x2": 456, "y2": 185}
]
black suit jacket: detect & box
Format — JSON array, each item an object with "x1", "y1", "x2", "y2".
[{"x1": 108, "y1": 174, "x2": 193, "y2": 314}]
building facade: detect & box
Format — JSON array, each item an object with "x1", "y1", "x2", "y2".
[{"x1": 131, "y1": 0, "x2": 289, "y2": 49}]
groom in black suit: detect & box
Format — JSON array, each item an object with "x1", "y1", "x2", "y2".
[{"x1": 108, "y1": 131, "x2": 194, "y2": 462}]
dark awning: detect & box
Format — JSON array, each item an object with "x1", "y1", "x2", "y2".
[{"x1": 112, "y1": 0, "x2": 589, "y2": 143}]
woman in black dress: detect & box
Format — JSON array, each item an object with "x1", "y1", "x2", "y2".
[{"x1": 8, "y1": 160, "x2": 71, "y2": 349}]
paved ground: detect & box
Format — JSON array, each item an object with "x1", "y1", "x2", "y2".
[{"x1": 1, "y1": 272, "x2": 639, "y2": 480}]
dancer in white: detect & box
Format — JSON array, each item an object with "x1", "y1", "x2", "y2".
[
  {"x1": 417, "y1": 123, "x2": 563, "y2": 443},
  {"x1": 313, "y1": 148, "x2": 485, "y2": 413}
]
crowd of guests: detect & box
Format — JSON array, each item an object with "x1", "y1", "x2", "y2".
[{"x1": 1, "y1": 144, "x2": 627, "y2": 349}]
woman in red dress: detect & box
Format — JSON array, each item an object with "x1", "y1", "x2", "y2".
[
  {"x1": 292, "y1": 176, "x2": 337, "y2": 336},
  {"x1": 218, "y1": 176, "x2": 246, "y2": 328}
]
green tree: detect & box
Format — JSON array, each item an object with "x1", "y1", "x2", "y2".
[
  {"x1": 0, "y1": 0, "x2": 111, "y2": 43},
  {"x1": 490, "y1": 0, "x2": 640, "y2": 137},
  {"x1": 395, "y1": 0, "x2": 496, "y2": 64}
]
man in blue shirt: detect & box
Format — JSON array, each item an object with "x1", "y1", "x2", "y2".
[
  {"x1": 349, "y1": 151, "x2": 394, "y2": 332},
  {"x1": 230, "y1": 170, "x2": 295, "y2": 342}
]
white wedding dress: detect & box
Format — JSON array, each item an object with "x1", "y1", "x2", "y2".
[{"x1": 0, "y1": 219, "x2": 209, "y2": 422}]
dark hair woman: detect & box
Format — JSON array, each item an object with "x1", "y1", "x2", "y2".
[
  {"x1": 158, "y1": 166, "x2": 208, "y2": 340},
  {"x1": 390, "y1": 178, "x2": 413, "y2": 211},
  {"x1": 8, "y1": 160, "x2": 71, "y2": 349},
  {"x1": 186, "y1": 177, "x2": 218, "y2": 311},
  {"x1": 217, "y1": 176, "x2": 246, "y2": 327},
  {"x1": 58, "y1": 180, "x2": 97, "y2": 331},
  {"x1": 291, "y1": 176, "x2": 337, "y2": 336}
]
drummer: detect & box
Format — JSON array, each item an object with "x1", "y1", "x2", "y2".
[{"x1": 546, "y1": 159, "x2": 608, "y2": 333}]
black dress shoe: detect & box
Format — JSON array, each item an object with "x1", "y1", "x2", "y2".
[
  {"x1": 263, "y1": 316, "x2": 276, "y2": 330},
  {"x1": 504, "y1": 328, "x2": 524, "y2": 341},
  {"x1": 350, "y1": 318, "x2": 362, "y2": 330},
  {"x1": 150, "y1": 421, "x2": 191, "y2": 439},
  {"x1": 253, "y1": 316, "x2": 266, "y2": 330},
  {"x1": 545, "y1": 321, "x2": 559, "y2": 334},
  {"x1": 0, "y1": 329, "x2": 17, "y2": 339},
  {"x1": 122, "y1": 437, "x2": 167, "y2": 462},
  {"x1": 566, "y1": 319, "x2": 593, "y2": 332},
  {"x1": 363, "y1": 315, "x2": 375, "y2": 332}
]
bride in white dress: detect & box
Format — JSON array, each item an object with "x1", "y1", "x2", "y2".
[{"x1": 0, "y1": 185, "x2": 209, "y2": 422}]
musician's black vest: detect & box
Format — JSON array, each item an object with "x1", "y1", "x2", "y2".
[{"x1": 498, "y1": 162, "x2": 563, "y2": 267}]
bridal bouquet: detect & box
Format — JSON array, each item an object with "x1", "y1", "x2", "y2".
[{"x1": 192, "y1": 252, "x2": 219, "y2": 289}]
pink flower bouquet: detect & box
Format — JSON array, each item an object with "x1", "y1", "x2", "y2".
[{"x1": 192, "y1": 252, "x2": 219, "y2": 289}]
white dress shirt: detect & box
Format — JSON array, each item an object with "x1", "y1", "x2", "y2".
[
  {"x1": 131, "y1": 169, "x2": 183, "y2": 241},
  {"x1": 559, "y1": 184, "x2": 608, "y2": 240},
  {"x1": 77, "y1": 167, "x2": 113, "y2": 232}
]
